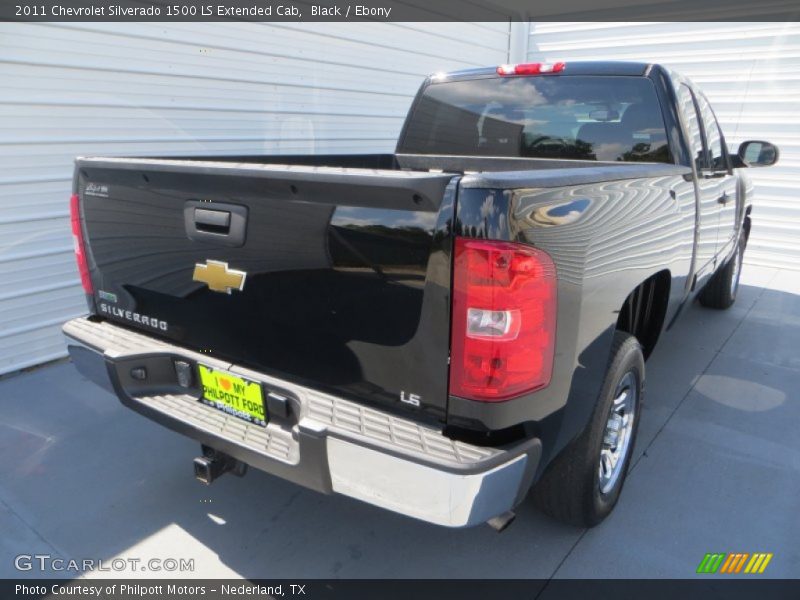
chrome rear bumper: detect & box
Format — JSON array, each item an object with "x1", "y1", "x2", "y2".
[{"x1": 63, "y1": 317, "x2": 540, "y2": 527}]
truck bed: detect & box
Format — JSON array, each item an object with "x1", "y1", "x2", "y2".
[{"x1": 137, "y1": 151, "x2": 675, "y2": 176}]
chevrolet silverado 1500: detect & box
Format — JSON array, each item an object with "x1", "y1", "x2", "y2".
[{"x1": 63, "y1": 61, "x2": 778, "y2": 529}]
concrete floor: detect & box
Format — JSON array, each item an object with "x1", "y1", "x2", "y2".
[{"x1": 1, "y1": 264, "x2": 798, "y2": 580}]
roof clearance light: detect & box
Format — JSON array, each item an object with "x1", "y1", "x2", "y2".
[{"x1": 496, "y1": 62, "x2": 566, "y2": 76}]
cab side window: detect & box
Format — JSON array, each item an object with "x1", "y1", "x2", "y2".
[
  {"x1": 696, "y1": 93, "x2": 728, "y2": 172},
  {"x1": 676, "y1": 84, "x2": 706, "y2": 172}
]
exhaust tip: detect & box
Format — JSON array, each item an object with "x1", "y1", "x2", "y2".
[{"x1": 486, "y1": 510, "x2": 516, "y2": 532}]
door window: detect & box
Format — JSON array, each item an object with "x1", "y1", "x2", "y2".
[
  {"x1": 696, "y1": 93, "x2": 729, "y2": 172},
  {"x1": 676, "y1": 84, "x2": 706, "y2": 171}
]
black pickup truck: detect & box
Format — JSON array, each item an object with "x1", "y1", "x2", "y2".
[{"x1": 64, "y1": 61, "x2": 778, "y2": 529}]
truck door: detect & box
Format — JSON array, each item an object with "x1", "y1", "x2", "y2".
[
  {"x1": 695, "y1": 93, "x2": 739, "y2": 261},
  {"x1": 676, "y1": 84, "x2": 717, "y2": 280}
]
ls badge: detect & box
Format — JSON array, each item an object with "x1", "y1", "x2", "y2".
[{"x1": 193, "y1": 260, "x2": 247, "y2": 294}]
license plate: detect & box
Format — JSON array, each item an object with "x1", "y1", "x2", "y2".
[{"x1": 198, "y1": 365, "x2": 267, "y2": 426}]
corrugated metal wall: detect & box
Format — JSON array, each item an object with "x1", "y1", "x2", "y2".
[
  {"x1": 0, "y1": 22, "x2": 511, "y2": 375},
  {"x1": 527, "y1": 22, "x2": 800, "y2": 270}
]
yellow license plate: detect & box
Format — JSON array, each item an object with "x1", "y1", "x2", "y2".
[{"x1": 198, "y1": 365, "x2": 267, "y2": 426}]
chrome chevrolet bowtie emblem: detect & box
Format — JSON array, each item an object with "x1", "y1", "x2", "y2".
[{"x1": 192, "y1": 260, "x2": 247, "y2": 294}]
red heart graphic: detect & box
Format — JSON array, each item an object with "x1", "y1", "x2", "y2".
[{"x1": 220, "y1": 378, "x2": 231, "y2": 391}]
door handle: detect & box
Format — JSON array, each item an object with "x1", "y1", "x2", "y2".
[
  {"x1": 184, "y1": 201, "x2": 247, "y2": 247},
  {"x1": 717, "y1": 192, "x2": 730, "y2": 205},
  {"x1": 194, "y1": 208, "x2": 231, "y2": 232}
]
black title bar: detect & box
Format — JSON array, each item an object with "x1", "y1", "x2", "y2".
[
  {"x1": 2, "y1": 0, "x2": 800, "y2": 21},
  {"x1": 4, "y1": 579, "x2": 800, "y2": 600}
]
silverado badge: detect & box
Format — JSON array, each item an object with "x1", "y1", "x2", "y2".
[{"x1": 193, "y1": 260, "x2": 247, "y2": 294}]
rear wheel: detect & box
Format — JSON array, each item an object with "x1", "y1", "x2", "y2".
[
  {"x1": 532, "y1": 332, "x2": 644, "y2": 527},
  {"x1": 699, "y1": 232, "x2": 745, "y2": 310}
]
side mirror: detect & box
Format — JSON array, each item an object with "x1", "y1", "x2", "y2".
[{"x1": 737, "y1": 140, "x2": 779, "y2": 167}]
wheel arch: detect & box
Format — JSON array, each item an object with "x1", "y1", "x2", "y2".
[{"x1": 615, "y1": 270, "x2": 671, "y2": 360}]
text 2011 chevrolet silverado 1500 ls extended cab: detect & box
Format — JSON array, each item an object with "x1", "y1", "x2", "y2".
[{"x1": 63, "y1": 61, "x2": 778, "y2": 529}]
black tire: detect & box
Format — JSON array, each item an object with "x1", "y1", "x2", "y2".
[
  {"x1": 698, "y1": 232, "x2": 745, "y2": 310},
  {"x1": 532, "y1": 332, "x2": 644, "y2": 527}
]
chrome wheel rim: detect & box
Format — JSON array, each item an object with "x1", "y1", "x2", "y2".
[
  {"x1": 598, "y1": 371, "x2": 637, "y2": 495},
  {"x1": 730, "y1": 245, "x2": 742, "y2": 297}
]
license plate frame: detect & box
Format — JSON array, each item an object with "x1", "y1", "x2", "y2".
[{"x1": 198, "y1": 364, "x2": 267, "y2": 427}]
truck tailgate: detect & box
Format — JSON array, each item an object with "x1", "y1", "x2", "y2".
[{"x1": 75, "y1": 157, "x2": 458, "y2": 420}]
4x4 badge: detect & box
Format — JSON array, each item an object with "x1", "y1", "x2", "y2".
[{"x1": 193, "y1": 260, "x2": 247, "y2": 294}]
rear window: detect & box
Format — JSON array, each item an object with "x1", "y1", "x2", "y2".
[{"x1": 399, "y1": 75, "x2": 672, "y2": 163}]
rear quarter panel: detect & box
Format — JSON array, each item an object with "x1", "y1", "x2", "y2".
[{"x1": 448, "y1": 170, "x2": 695, "y2": 464}]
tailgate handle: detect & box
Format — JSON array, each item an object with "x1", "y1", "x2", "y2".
[
  {"x1": 184, "y1": 201, "x2": 247, "y2": 247},
  {"x1": 194, "y1": 208, "x2": 231, "y2": 233}
]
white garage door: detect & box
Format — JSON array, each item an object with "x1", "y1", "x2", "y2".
[
  {"x1": 526, "y1": 22, "x2": 800, "y2": 271},
  {"x1": 0, "y1": 22, "x2": 511, "y2": 375}
]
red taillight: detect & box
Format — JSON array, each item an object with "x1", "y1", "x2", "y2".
[
  {"x1": 496, "y1": 62, "x2": 566, "y2": 76},
  {"x1": 449, "y1": 238, "x2": 556, "y2": 402},
  {"x1": 69, "y1": 193, "x2": 93, "y2": 294}
]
